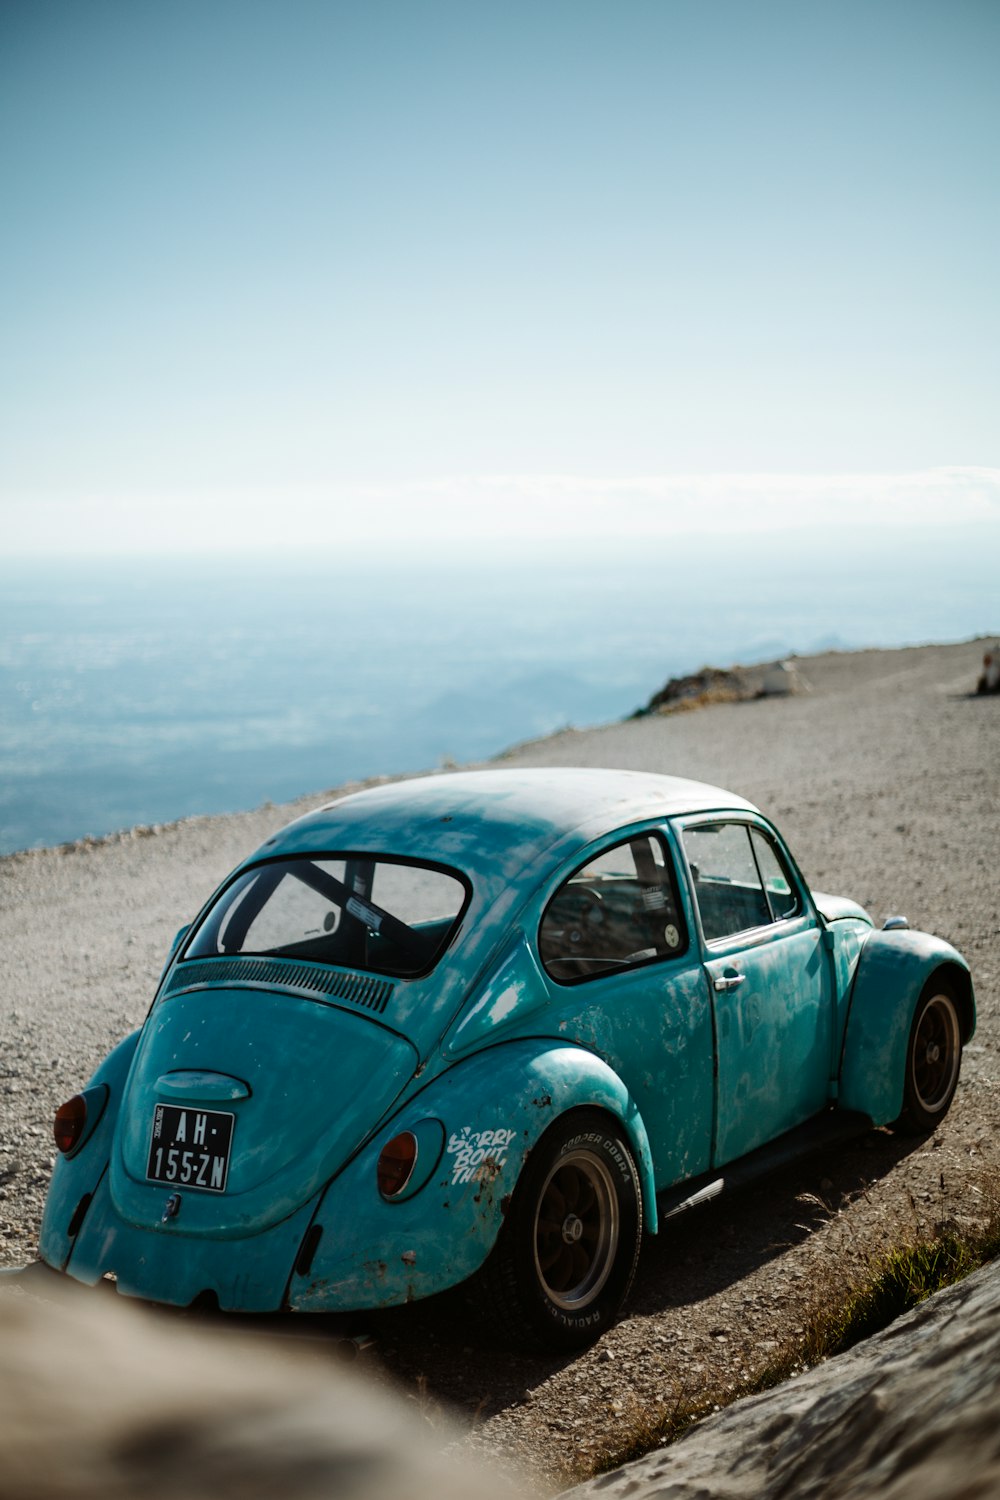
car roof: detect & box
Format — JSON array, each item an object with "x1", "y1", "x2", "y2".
[{"x1": 250, "y1": 768, "x2": 757, "y2": 899}]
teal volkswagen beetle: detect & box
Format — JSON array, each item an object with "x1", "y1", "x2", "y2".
[{"x1": 39, "y1": 769, "x2": 974, "y2": 1350}]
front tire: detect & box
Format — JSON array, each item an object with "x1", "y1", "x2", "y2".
[
  {"x1": 472, "y1": 1110, "x2": 642, "y2": 1352},
  {"x1": 896, "y1": 980, "x2": 963, "y2": 1134}
]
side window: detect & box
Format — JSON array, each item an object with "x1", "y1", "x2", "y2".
[
  {"x1": 539, "y1": 832, "x2": 688, "y2": 984},
  {"x1": 682, "y1": 823, "x2": 771, "y2": 941},
  {"x1": 750, "y1": 828, "x2": 801, "y2": 921}
]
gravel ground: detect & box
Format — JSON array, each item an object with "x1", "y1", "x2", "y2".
[{"x1": 2, "y1": 638, "x2": 998, "y2": 1492}]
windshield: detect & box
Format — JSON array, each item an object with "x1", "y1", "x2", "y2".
[{"x1": 183, "y1": 855, "x2": 470, "y2": 979}]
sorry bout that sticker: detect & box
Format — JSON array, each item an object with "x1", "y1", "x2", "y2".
[{"x1": 446, "y1": 1125, "x2": 516, "y2": 1185}]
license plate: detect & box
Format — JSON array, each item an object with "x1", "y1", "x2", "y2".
[{"x1": 146, "y1": 1104, "x2": 234, "y2": 1194}]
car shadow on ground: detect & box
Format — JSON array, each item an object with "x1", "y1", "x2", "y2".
[
  {"x1": 356, "y1": 1125, "x2": 930, "y2": 1426},
  {"x1": 631, "y1": 1126, "x2": 924, "y2": 1315}
]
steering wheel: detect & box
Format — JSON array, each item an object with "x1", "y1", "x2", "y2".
[{"x1": 551, "y1": 887, "x2": 604, "y2": 946}]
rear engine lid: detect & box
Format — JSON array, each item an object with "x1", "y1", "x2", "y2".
[{"x1": 110, "y1": 985, "x2": 417, "y2": 1237}]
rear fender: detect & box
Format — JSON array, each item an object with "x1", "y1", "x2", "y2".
[
  {"x1": 838, "y1": 932, "x2": 974, "y2": 1124},
  {"x1": 287, "y1": 1039, "x2": 657, "y2": 1312},
  {"x1": 38, "y1": 1030, "x2": 142, "y2": 1271}
]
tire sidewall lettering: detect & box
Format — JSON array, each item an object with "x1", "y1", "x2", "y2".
[{"x1": 558, "y1": 1129, "x2": 634, "y2": 1184}]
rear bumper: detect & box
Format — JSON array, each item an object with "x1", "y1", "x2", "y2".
[{"x1": 52, "y1": 1168, "x2": 320, "y2": 1312}]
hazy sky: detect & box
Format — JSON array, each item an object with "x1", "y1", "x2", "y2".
[{"x1": 2, "y1": 0, "x2": 998, "y2": 557}]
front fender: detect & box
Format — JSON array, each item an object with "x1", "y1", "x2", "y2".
[
  {"x1": 38, "y1": 1030, "x2": 142, "y2": 1271},
  {"x1": 838, "y1": 931, "x2": 975, "y2": 1124},
  {"x1": 286, "y1": 1039, "x2": 657, "y2": 1312}
]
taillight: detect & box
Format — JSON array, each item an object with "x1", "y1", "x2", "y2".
[
  {"x1": 377, "y1": 1131, "x2": 418, "y2": 1198},
  {"x1": 54, "y1": 1095, "x2": 88, "y2": 1154}
]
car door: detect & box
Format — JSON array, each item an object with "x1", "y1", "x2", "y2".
[
  {"x1": 536, "y1": 826, "x2": 715, "y2": 1190},
  {"x1": 678, "y1": 817, "x2": 833, "y2": 1167}
]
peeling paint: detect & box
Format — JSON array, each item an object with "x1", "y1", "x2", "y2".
[{"x1": 471, "y1": 1157, "x2": 505, "y2": 1202}]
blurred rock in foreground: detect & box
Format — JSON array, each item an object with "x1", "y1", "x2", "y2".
[
  {"x1": 563, "y1": 1257, "x2": 1000, "y2": 1500},
  {"x1": 9, "y1": 1253, "x2": 1000, "y2": 1500},
  {"x1": 0, "y1": 1274, "x2": 522, "y2": 1500}
]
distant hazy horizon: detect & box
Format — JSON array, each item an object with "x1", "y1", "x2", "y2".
[
  {"x1": 1, "y1": 535, "x2": 995, "y2": 856},
  {"x1": 5, "y1": 467, "x2": 1000, "y2": 561}
]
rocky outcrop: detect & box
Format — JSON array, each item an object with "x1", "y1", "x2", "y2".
[
  {"x1": 638, "y1": 660, "x2": 809, "y2": 715},
  {"x1": 563, "y1": 1258, "x2": 1000, "y2": 1500}
]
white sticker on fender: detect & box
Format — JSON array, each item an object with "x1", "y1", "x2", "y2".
[{"x1": 446, "y1": 1125, "x2": 517, "y2": 1185}]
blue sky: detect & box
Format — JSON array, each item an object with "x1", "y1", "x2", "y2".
[{"x1": 2, "y1": 0, "x2": 998, "y2": 557}]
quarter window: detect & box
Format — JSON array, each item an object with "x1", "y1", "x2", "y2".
[
  {"x1": 539, "y1": 832, "x2": 688, "y2": 983},
  {"x1": 750, "y1": 827, "x2": 801, "y2": 921}
]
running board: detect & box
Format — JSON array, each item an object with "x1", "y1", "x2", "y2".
[{"x1": 657, "y1": 1109, "x2": 872, "y2": 1222}]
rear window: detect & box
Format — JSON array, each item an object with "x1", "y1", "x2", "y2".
[{"x1": 183, "y1": 856, "x2": 469, "y2": 979}]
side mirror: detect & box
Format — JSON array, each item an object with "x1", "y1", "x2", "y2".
[{"x1": 882, "y1": 915, "x2": 909, "y2": 931}]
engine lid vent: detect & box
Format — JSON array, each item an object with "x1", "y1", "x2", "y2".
[{"x1": 165, "y1": 956, "x2": 394, "y2": 1014}]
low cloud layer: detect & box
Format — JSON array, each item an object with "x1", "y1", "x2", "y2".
[{"x1": 5, "y1": 466, "x2": 999, "y2": 557}]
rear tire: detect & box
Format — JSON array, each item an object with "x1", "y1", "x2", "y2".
[
  {"x1": 471, "y1": 1110, "x2": 642, "y2": 1352},
  {"x1": 896, "y1": 980, "x2": 963, "y2": 1134}
]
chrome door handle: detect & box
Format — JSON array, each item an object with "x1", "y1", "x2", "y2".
[{"x1": 713, "y1": 968, "x2": 746, "y2": 992}]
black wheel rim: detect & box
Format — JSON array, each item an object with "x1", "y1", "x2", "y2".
[
  {"x1": 532, "y1": 1149, "x2": 618, "y2": 1311},
  {"x1": 911, "y1": 993, "x2": 961, "y2": 1113}
]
